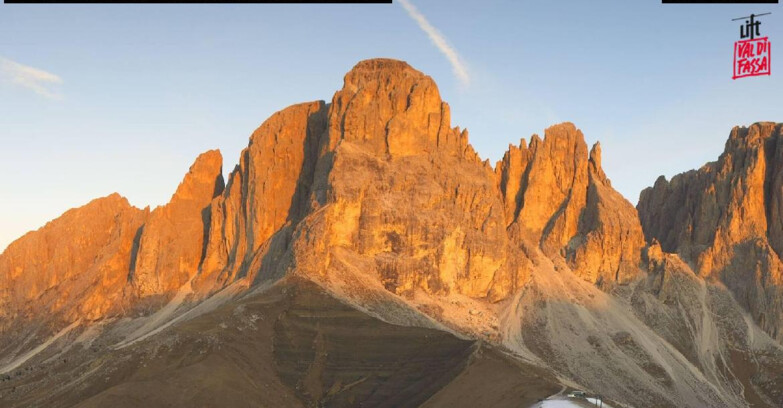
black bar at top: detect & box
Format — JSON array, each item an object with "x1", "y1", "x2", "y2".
[
  {"x1": 663, "y1": 0, "x2": 777, "y2": 3},
  {"x1": 3, "y1": 0, "x2": 392, "y2": 3}
]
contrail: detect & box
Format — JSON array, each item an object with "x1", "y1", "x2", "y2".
[
  {"x1": 0, "y1": 57, "x2": 63, "y2": 100},
  {"x1": 398, "y1": 0, "x2": 470, "y2": 87}
]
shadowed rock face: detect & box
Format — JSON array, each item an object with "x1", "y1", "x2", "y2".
[
  {"x1": 196, "y1": 101, "x2": 328, "y2": 293},
  {"x1": 638, "y1": 122, "x2": 783, "y2": 341},
  {"x1": 0, "y1": 279, "x2": 561, "y2": 408}
]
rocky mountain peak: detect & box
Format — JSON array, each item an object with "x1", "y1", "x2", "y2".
[
  {"x1": 342, "y1": 58, "x2": 421, "y2": 89},
  {"x1": 4, "y1": 60, "x2": 783, "y2": 408},
  {"x1": 589, "y1": 141, "x2": 608, "y2": 184},
  {"x1": 327, "y1": 58, "x2": 466, "y2": 158},
  {"x1": 493, "y1": 122, "x2": 644, "y2": 285},
  {"x1": 0, "y1": 193, "x2": 146, "y2": 325},
  {"x1": 638, "y1": 121, "x2": 783, "y2": 341},
  {"x1": 130, "y1": 150, "x2": 225, "y2": 298},
  {"x1": 170, "y1": 149, "x2": 225, "y2": 203}
]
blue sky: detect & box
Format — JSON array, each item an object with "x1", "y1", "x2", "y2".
[{"x1": 1, "y1": 1, "x2": 781, "y2": 251}]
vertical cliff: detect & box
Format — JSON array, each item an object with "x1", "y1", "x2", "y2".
[
  {"x1": 290, "y1": 59, "x2": 645, "y2": 306},
  {"x1": 196, "y1": 101, "x2": 328, "y2": 293},
  {"x1": 638, "y1": 122, "x2": 783, "y2": 340},
  {"x1": 495, "y1": 125, "x2": 645, "y2": 286},
  {"x1": 291, "y1": 59, "x2": 513, "y2": 302},
  {"x1": 3, "y1": 59, "x2": 783, "y2": 408},
  {"x1": 130, "y1": 150, "x2": 224, "y2": 298},
  {"x1": 0, "y1": 59, "x2": 648, "y2": 328}
]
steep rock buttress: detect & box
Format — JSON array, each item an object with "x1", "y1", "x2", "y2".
[
  {"x1": 0, "y1": 59, "x2": 649, "y2": 327},
  {"x1": 638, "y1": 122, "x2": 783, "y2": 341}
]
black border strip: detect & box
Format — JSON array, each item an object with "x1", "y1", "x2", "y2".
[
  {"x1": 663, "y1": 0, "x2": 777, "y2": 3},
  {"x1": 3, "y1": 0, "x2": 392, "y2": 3}
]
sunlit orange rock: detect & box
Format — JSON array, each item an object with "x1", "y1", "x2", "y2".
[
  {"x1": 0, "y1": 194, "x2": 146, "y2": 327},
  {"x1": 0, "y1": 59, "x2": 656, "y2": 325},
  {"x1": 130, "y1": 150, "x2": 224, "y2": 297},
  {"x1": 638, "y1": 122, "x2": 783, "y2": 340}
]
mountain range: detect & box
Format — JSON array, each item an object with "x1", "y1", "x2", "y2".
[{"x1": 1, "y1": 58, "x2": 782, "y2": 408}]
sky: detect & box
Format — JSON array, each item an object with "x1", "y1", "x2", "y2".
[{"x1": 1, "y1": 1, "x2": 781, "y2": 252}]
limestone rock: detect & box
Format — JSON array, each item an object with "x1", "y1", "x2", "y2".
[
  {"x1": 196, "y1": 101, "x2": 328, "y2": 292},
  {"x1": 638, "y1": 122, "x2": 783, "y2": 341},
  {"x1": 288, "y1": 61, "x2": 646, "y2": 304},
  {"x1": 130, "y1": 150, "x2": 225, "y2": 297},
  {"x1": 325, "y1": 58, "x2": 470, "y2": 159},
  {"x1": 516, "y1": 123, "x2": 589, "y2": 250},
  {"x1": 0, "y1": 58, "x2": 650, "y2": 326},
  {"x1": 3, "y1": 59, "x2": 783, "y2": 408},
  {"x1": 0, "y1": 194, "x2": 146, "y2": 326},
  {"x1": 495, "y1": 138, "x2": 533, "y2": 226},
  {"x1": 567, "y1": 142, "x2": 645, "y2": 285},
  {"x1": 294, "y1": 59, "x2": 513, "y2": 301},
  {"x1": 495, "y1": 124, "x2": 645, "y2": 285}
]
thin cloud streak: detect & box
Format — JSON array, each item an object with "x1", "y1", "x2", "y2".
[
  {"x1": 398, "y1": 0, "x2": 470, "y2": 87},
  {"x1": 0, "y1": 57, "x2": 63, "y2": 100}
]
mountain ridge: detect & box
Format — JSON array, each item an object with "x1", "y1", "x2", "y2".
[{"x1": 2, "y1": 58, "x2": 783, "y2": 408}]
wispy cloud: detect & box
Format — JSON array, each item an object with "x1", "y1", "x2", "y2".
[
  {"x1": 0, "y1": 57, "x2": 63, "y2": 100},
  {"x1": 398, "y1": 0, "x2": 470, "y2": 87}
]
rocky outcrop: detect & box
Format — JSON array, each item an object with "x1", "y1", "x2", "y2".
[
  {"x1": 638, "y1": 122, "x2": 783, "y2": 341},
  {"x1": 568, "y1": 142, "x2": 646, "y2": 285},
  {"x1": 3, "y1": 58, "x2": 783, "y2": 408},
  {"x1": 292, "y1": 59, "x2": 513, "y2": 302},
  {"x1": 131, "y1": 150, "x2": 224, "y2": 297},
  {"x1": 324, "y1": 58, "x2": 472, "y2": 159},
  {"x1": 495, "y1": 125, "x2": 645, "y2": 286},
  {"x1": 195, "y1": 101, "x2": 327, "y2": 293},
  {"x1": 509, "y1": 124, "x2": 590, "y2": 251},
  {"x1": 285, "y1": 60, "x2": 646, "y2": 308},
  {"x1": 0, "y1": 59, "x2": 647, "y2": 329},
  {"x1": 0, "y1": 194, "x2": 146, "y2": 326}
]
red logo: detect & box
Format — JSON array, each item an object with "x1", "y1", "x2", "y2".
[
  {"x1": 733, "y1": 37, "x2": 771, "y2": 79},
  {"x1": 732, "y1": 13, "x2": 771, "y2": 80}
]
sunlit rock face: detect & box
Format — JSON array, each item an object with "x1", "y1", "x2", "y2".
[
  {"x1": 293, "y1": 59, "x2": 513, "y2": 301},
  {"x1": 495, "y1": 125, "x2": 645, "y2": 287},
  {"x1": 289, "y1": 60, "x2": 645, "y2": 304},
  {"x1": 638, "y1": 122, "x2": 783, "y2": 341},
  {"x1": 131, "y1": 150, "x2": 225, "y2": 298},
  {"x1": 3, "y1": 58, "x2": 783, "y2": 408},
  {"x1": 0, "y1": 58, "x2": 647, "y2": 328},
  {"x1": 0, "y1": 194, "x2": 146, "y2": 326},
  {"x1": 195, "y1": 101, "x2": 328, "y2": 293}
]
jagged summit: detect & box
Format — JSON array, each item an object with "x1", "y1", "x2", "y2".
[
  {"x1": 0, "y1": 58, "x2": 665, "y2": 325},
  {"x1": 344, "y1": 58, "x2": 420, "y2": 81},
  {"x1": 328, "y1": 57, "x2": 470, "y2": 159},
  {"x1": 2, "y1": 60, "x2": 783, "y2": 408},
  {"x1": 131, "y1": 149, "x2": 225, "y2": 298},
  {"x1": 341, "y1": 58, "x2": 429, "y2": 95},
  {"x1": 639, "y1": 121, "x2": 783, "y2": 341},
  {"x1": 0, "y1": 58, "x2": 634, "y2": 325},
  {"x1": 170, "y1": 149, "x2": 224, "y2": 202}
]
